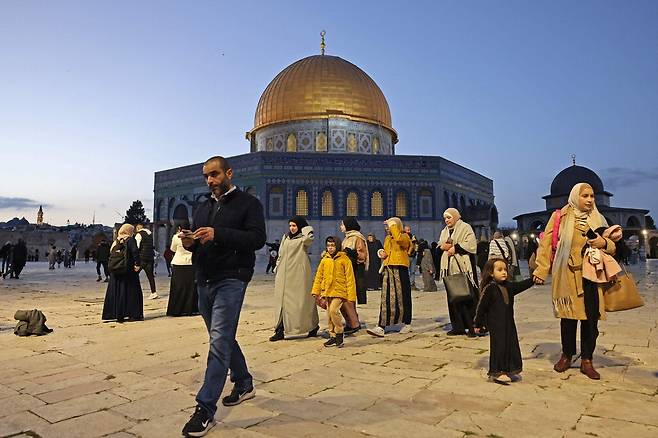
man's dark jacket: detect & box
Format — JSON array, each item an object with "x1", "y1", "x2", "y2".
[
  {"x1": 97, "y1": 241, "x2": 110, "y2": 262},
  {"x1": 190, "y1": 188, "x2": 266, "y2": 283}
]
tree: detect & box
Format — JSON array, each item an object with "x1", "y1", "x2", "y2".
[
  {"x1": 646, "y1": 215, "x2": 656, "y2": 230},
  {"x1": 125, "y1": 200, "x2": 148, "y2": 225}
]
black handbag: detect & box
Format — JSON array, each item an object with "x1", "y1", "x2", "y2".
[{"x1": 443, "y1": 256, "x2": 476, "y2": 304}]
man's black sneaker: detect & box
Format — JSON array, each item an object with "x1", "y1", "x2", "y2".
[
  {"x1": 324, "y1": 337, "x2": 337, "y2": 347},
  {"x1": 182, "y1": 405, "x2": 215, "y2": 437},
  {"x1": 222, "y1": 386, "x2": 255, "y2": 406},
  {"x1": 335, "y1": 333, "x2": 344, "y2": 348},
  {"x1": 344, "y1": 325, "x2": 360, "y2": 336}
]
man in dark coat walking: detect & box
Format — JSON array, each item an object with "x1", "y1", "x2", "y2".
[
  {"x1": 96, "y1": 238, "x2": 110, "y2": 282},
  {"x1": 180, "y1": 156, "x2": 266, "y2": 437}
]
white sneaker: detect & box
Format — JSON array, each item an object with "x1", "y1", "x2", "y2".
[
  {"x1": 493, "y1": 374, "x2": 512, "y2": 384},
  {"x1": 399, "y1": 324, "x2": 413, "y2": 334},
  {"x1": 366, "y1": 326, "x2": 385, "y2": 337},
  {"x1": 148, "y1": 293, "x2": 159, "y2": 300}
]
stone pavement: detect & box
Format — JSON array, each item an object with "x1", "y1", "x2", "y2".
[{"x1": 0, "y1": 261, "x2": 656, "y2": 438}]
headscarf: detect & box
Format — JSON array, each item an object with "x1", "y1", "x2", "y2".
[
  {"x1": 112, "y1": 224, "x2": 135, "y2": 250},
  {"x1": 288, "y1": 216, "x2": 309, "y2": 238},
  {"x1": 438, "y1": 217, "x2": 477, "y2": 279},
  {"x1": 551, "y1": 183, "x2": 608, "y2": 316},
  {"x1": 341, "y1": 216, "x2": 361, "y2": 232},
  {"x1": 443, "y1": 208, "x2": 461, "y2": 226},
  {"x1": 385, "y1": 217, "x2": 403, "y2": 232}
]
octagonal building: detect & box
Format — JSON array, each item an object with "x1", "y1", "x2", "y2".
[{"x1": 153, "y1": 50, "x2": 497, "y2": 255}]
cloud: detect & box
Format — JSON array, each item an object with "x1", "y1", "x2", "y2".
[
  {"x1": 600, "y1": 167, "x2": 658, "y2": 190},
  {"x1": 0, "y1": 197, "x2": 49, "y2": 210}
]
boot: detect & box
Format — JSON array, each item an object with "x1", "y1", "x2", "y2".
[
  {"x1": 96, "y1": 275, "x2": 102, "y2": 282},
  {"x1": 335, "y1": 333, "x2": 344, "y2": 348},
  {"x1": 580, "y1": 359, "x2": 600, "y2": 380},
  {"x1": 553, "y1": 354, "x2": 572, "y2": 373},
  {"x1": 307, "y1": 326, "x2": 319, "y2": 338},
  {"x1": 269, "y1": 326, "x2": 284, "y2": 342}
]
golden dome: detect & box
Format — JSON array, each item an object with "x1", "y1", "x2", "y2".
[{"x1": 251, "y1": 55, "x2": 397, "y2": 143}]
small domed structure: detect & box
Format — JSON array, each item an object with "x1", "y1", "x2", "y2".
[
  {"x1": 549, "y1": 165, "x2": 606, "y2": 197},
  {"x1": 543, "y1": 164, "x2": 612, "y2": 209}
]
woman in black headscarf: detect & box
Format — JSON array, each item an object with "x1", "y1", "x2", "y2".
[
  {"x1": 366, "y1": 233, "x2": 384, "y2": 289},
  {"x1": 340, "y1": 216, "x2": 369, "y2": 333},
  {"x1": 270, "y1": 216, "x2": 319, "y2": 341}
]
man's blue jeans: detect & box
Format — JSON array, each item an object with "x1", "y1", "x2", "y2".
[{"x1": 196, "y1": 278, "x2": 253, "y2": 418}]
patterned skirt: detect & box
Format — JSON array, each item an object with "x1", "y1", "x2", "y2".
[{"x1": 379, "y1": 265, "x2": 411, "y2": 327}]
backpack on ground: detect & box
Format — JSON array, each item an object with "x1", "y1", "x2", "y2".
[{"x1": 108, "y1": 240, "x2": 129, "y2": 274}]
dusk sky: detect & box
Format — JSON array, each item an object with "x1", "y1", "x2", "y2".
[{"x1": 1, "y1": 0, "x2": 657, "y2": 227}]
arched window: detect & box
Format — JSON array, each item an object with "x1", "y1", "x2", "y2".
[
  {"x1": 443, "y1": 191, "x2": 450, "y2": 209},
  {"x1": 451, "y1": 193, "x2": 458, "y2": 208},
  {"x1": 460, "y1": 195, "x2": 466, "y2": 211},
  {"x1": 346, "y1": 191, "x2": 359, "y2": 216},
  {"x1": 371, "y1": 191, "x2": 384, "y2": 217},
  {"x1": 321, "y1": 190, "x2": 334, "y2": 217},
  {"x1": 268, "y1": 186, "x2": 284, "y2": 217},
  {"x1": 627, "y1": 216, "x2": 640, "y2": 228},
  {"x1": 396, "y1": 191, "x2": 408, "y2": 217},
  {"x1": 419, "y1": 189, "x2": 433, "y2": 218},
  {"x1": 295, "y1": 189, "x2": 308, "y2": 216}
]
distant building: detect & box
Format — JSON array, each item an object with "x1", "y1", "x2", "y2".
[{"x1": 514, "y1": 161, "x2": 652, "y2": 256}]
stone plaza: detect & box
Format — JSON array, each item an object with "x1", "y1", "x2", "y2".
[{"x1": 0, "y1": 261, "x2": 656, "y2": 438}]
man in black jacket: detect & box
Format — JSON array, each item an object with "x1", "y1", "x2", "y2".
[
  {"x1": 96, "y1": 238, "x2": 110, "y2": 282},
  {"x1": 181, "y1": 156, "x2": 266, "y2": 437}
]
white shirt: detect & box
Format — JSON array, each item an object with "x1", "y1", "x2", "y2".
[{"x1": 170, "y1": 234, "x2": 193, "y2": 266}]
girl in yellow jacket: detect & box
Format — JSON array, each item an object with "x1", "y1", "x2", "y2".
[{"x1": 311, "y1": 236, "x2": 357, "y2": 348}]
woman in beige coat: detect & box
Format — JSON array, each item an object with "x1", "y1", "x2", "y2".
[
  {"x1": 270, "y1": 216, "x2": 319, "y2": 341},
  {"x1": 533, "y1": 183, "x2": 615, "y2": 379}
]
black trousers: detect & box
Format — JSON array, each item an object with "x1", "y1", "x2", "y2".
[
  {"x1": 560, "y1": 279, "x2": 599, "y2": 360},
  {"x1": 447, "y1": 298, "x2": 475, "y2": 333},
  {"x1": 140, "y1": 261, "x2": 156, "y2": 293},
  {"x1": 96, "y1": 261, "x2": 109, "y2": 277},
  {"x1": 266, "y1": 258, "x2": 276, "y2": 273}
]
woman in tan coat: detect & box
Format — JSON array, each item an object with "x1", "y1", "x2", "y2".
[
  {"x1": 270, "y1": 216, "x2": 319, "y2": 341},
  {"x1": 533, "y1": 183, "x2": 615, "y2": 379}
]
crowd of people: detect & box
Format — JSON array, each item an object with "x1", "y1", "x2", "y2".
[{"x1": 2, "y1": 154, "x2": 635, "y2": 437}]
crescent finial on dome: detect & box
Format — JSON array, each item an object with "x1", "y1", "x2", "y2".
[{"x1": 320, "y1": 30, "x2": 326, "y2": 55}]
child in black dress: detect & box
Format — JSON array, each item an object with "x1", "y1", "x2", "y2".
[{"x1": 474, "y1": 258, "x2": 534, "y2": 384}]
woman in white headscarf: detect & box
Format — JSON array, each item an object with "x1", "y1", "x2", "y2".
[
  {"x1": 102, "y1": 223, "x2": 144, "y2": 322},
  {"x1": 438, "y1": 208, "x2": 478, "y2": 337},
  {"x1": 533, "y1": 183, "x2": 615, "y2": 380}
]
